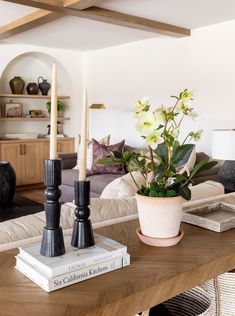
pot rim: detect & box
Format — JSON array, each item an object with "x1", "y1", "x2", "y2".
[{"x1": 135, "y1": 192, "x2": 184, "y2": 202}]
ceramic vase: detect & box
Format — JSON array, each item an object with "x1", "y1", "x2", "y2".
[
  {"x1": 136, "y1": 193, "x2": 183, "y2": 239},
  {"x1": 38, "y1": 76, "x2": 51, "y2": 96},
  {"x1": 9, "y1": 76, "x2": 25, "y2": 94},
  {"x1": 0, "y1": 161, "x2": 16, "y2": 207},
  {"x1": 26, "y1": 83, "x2": 39, "y2": 95}
]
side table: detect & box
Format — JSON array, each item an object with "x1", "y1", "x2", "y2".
[{"x1": 1, "y1": 212, "x2": 235, "y2": 315}]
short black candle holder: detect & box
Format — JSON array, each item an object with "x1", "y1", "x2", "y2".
[
  {"x1": 40, "y1": 159, "x2": 65, "y2": 257},
  {"x1": 71, "y1": 180, "x2": 95, "y2": 248}
]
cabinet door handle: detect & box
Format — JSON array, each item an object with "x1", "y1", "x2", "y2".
[{"x1": 20, "y1": 144, "x2": 26, "y2": 155}]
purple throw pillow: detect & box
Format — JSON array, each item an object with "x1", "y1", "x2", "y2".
[{"x1": 92, "y1": 139, "x2": 125, "y2": 174}]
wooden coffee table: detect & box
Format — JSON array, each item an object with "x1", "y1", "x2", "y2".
[{"x1": 1, "y1": 194, "x2": 235, "y2": 316}]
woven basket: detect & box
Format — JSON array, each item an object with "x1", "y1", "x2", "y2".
[
  {"x1": 136, "y1": 286, "x2": 214, "y2": 316},
  {"x1": 162, "y1": 286, "x2": 214, "y2": 316},
  {"x1": 203, "y1": 271, "x2": 235, "y2": 316}
]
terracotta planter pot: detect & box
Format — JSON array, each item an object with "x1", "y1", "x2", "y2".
[{"x1": 136, "y1": 193, "x2": 184, "y2": 239}]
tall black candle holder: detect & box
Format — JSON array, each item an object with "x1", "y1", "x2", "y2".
[
  {"x1": 40, "y1": 159, "x2": 65, "y2": 257},
  {"x1": 71, "y1": 180, "x2": 95, "y2": 248}
]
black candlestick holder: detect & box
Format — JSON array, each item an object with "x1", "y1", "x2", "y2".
[
  {"x1": 71, "y1": 180, "x2": 95, "y2": 248},
  {"x1": 40, "y1": 159, "x2": 65, "y2": 257}
]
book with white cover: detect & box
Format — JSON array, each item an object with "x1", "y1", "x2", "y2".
[
  {"x1": 16, "y1": 253, "x2": 130, "y2": 292},
  {"x1": 18, "y1": 233, "x2": 127, "y2": 277}
]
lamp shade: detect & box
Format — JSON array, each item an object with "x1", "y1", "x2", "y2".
[{"x1": 212, "y1": 129, "x2": 235, "y2": 160}]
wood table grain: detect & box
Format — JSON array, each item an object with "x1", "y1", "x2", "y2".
[{"x1": 2, "y1": 195, "x2": 235, "y2": 316}]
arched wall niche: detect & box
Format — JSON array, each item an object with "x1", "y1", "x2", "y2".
[
  {"x1": 0, "y1": 51, "x2": 72, "y2": 95},
  {"x1": 0, "y1": 51, "x2": 73, "y2": 135}
]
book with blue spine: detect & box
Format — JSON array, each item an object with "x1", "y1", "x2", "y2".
[
  {"x1": 15, "y1": 253, "x2": 130, "y2": 292},
  {"x1": 17, "y1": 233, "x2": 127, "y2": 277}
]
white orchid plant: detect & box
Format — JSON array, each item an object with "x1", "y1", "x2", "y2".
[{"x1": 97, "y1": 89, "x2": 217, "y2": 200}]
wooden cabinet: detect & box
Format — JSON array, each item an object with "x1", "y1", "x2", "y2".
[
  {"x1": 0, "y1": 92, "x2": 73, "y2": 185},
  {"x1": 24, "y1": 142, "x2": 42, "y2": 185},
  {"x1": 0, "y1": 138, "x2": 75, "y2": 186},
  {"x1": 0, "y1": 143, "x2": 23, "y2": 185},
  {"x1": 0, "y1": 142, "x2": 40, "y2": 185},
  {"x1": 58, "y1": 139, "x2": 74, "y2": 154}
]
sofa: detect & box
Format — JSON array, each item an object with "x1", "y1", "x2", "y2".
[
  {"x1": 59, "y1": 151, "x2": 223, "y2": 203},
  {"x1": 0, "y1": 189, "x2": 226, "y2": 252}
]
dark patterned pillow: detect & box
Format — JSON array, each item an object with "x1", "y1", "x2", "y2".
[{"x1": 92, "y1": 139, "x2": 125, "y2": 174}]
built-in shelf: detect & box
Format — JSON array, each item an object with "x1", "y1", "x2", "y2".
[
  {"x1": 0, "y1": 93, "x2": 70, "y2": 99},
  {"x1": 0, "y1": 117, "x2": 70, "y2": 122}
]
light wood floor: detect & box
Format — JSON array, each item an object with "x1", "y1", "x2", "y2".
[{"x1": 17, "y1": 188, "x2": 45, "y2": 204}]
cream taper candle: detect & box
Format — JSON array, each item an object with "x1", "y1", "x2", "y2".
[
  {"x1": 50, "y1": 63, "x2": 58, "y2": 160},
  {"x1": 79, "y1": 90, "x2": 88, "y2": 181}
]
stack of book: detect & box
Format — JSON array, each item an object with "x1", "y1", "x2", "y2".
[{"x1": 15, "y1": 233, "x2": 130, "y2": 292}]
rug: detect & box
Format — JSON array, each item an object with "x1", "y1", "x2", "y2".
[{"x1": 0, "y1": 195, "x2": 44, "y2": 222}]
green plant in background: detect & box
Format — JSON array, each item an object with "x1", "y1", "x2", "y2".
[
  {"x1": 46, "y1": 100, "x2": 65, "y2": 114},
  {"x1": 97, "y1": 89, "x2": 217, "y2": 200}
]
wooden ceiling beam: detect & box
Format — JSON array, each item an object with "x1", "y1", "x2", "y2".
[
  {"x1": 63, "y1": 0, "x2": 105, "y2": 10},
  {"x1": 0, "y1": 10, "x2": 62, "y2": 40},
  {"x1": 0, "y1": 1, "x2": 191, "y2": 40},
  {"x1": 64, "y1": 6, "x2": 191, "y2": 37},
  {"x1": 0, "y1": 0, "x2": 102, "y2": 40},
  {"x1": 2, "y1": 0, "x2": 64, "y2": 11},
  {"x1": 1, "y1": 0, "x2": 102, "y2": 11}
]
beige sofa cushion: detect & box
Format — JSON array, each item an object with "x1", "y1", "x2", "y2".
[
  {"x1": 101, "y1": 170, "x2": 224, "y2": 200},
  {"x1": 0, "y1": 213, "x2": 138, "y2": 252},
  {"x1": 100, "y1": 171, "x2": 145, "y2": 198},
  {"x1": 0, "y1": 182, "x2": 224, "y2": 251},
  {"x1": 0, "y1": 197, "x2": 137, "y2": 250}
]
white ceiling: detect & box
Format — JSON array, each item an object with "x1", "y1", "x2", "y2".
[
  {"x1": 0, "y1": 1, "x2": 36, "y2": 26},
  {"x1": 2, "y1": 0, "x2": 235, "y2": 51},
  {"x1": 3, "y1": 15, "x2": 158, "y2": 51},
  {"x1": 99, "y1": 0, "x2": 235, "y2": 29}
]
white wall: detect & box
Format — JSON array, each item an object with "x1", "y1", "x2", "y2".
[
  {"x1": 0, "y1": 44, "x2": 84, "y2": 140},
  {"x1": 84, "y1": 20, "x2": 235, "y2": 154},
  {"x1": 2, "y1": 20, "x2": 235, "y2": 154}
]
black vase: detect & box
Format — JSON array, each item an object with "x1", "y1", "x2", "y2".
[
  {"x1": 0, "y1": 161, "x2": 16, "y2": 207},
  {"x1": 26, "y1": 83, "x2": 39, "y2": 95},
  {"x1": 38, "y1": 76, "x2": 51, "y2": 96}
]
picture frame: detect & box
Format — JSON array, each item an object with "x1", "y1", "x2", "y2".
[{"x1": 5, "y1": 102, "x2": 22, "y2": 117}]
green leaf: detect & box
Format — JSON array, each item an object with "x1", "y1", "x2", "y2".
[
  {"x1": 171, "y1": 144, "x2": 194, "y2": 166},
  {"x1": 167, "y1": 134, "x2": 175, "y2": 147},
  {"x1": 179, "y1": 186, "x2": 191, "y2": 200},
  {"x1": 166, "y1": 190, "x2": 177, "y2": 197},
  {"x1": 150, "y1": 182, "x2": 159, "y2": 192},
  {"x1": 123, "y1": 151, "x2": 132, "y2": 162},
  {"x1": 169, "y1": 174, "x2": 187, "y2": 188},
  {"x1": 138, "y1": 186, "x2": 150, "y2": 196},
  {"x1": 155, "y1": 162, "x2": 166, "y2": 178},
  {"x1": 155, "y1": 143, "x2": 168, "y2": 163},
  {"x1": 188, "y1": 159, "x2": 217, "y2": 182},
  {"x1": 128, "y1": 158, "x2": 143, "y2": 172},
  {"x1": 111, "y1": 151, "x2": 123, "y2": 159},
  {"x1": 149, "y1": 190, "x2": 158, "y2": 197}
]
